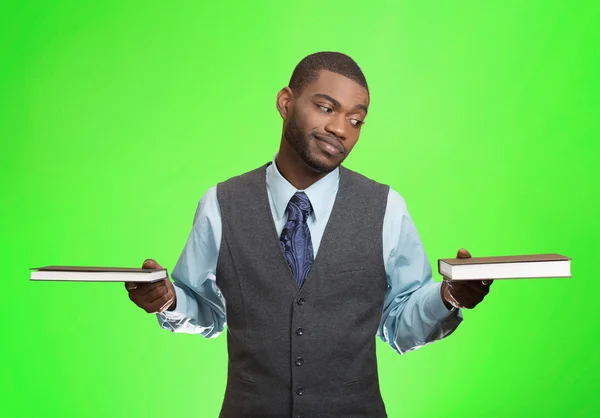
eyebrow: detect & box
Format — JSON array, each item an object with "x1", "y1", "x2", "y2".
[{"x1": 312, "y1": 93, "x2": 368, "y2": 115}]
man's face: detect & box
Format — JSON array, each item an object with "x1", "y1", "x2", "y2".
[{"x1": 283, "y1": 70, "x2": 369, "y2": 173}]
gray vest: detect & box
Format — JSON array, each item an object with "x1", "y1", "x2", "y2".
[{"x1": 216, "y1": 162, "x2": 390, "y2": 418}]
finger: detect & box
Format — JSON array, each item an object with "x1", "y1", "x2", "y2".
[
  {"x1": 137, "y1": 281, "x2": 167, "y2": 297},
  {"x1": 446, "y1": 284, "x2": 489, "y2": 307},
  {"x1": 449, "y1": 291, "x2": 483, "y2": 309},
  {"x1": 457, "y1": 248, "x2": 471, "y2": 259},
  {"x1": 142, "y1": 258, "x2": 162, "y2": 269},
  {"x1": 457, "y1": 281, "x2": 490, "y2": 296},
  {"x1": 145, "y1": 284, "x2": 170, "y2": 302},
  {"x1": 125, "y1": 282, "x2": 138, "y2": 291},
  {"x1": 147, "y1": 292, "x2": 174, "y2": 314},
  {"x1": 126, "y1": 281, "x2": 159, "y2": 296},
  {"x1": 460, "y1": 297, "x2": 478, "y2": 309}
]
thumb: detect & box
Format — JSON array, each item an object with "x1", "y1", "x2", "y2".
[
  {"x1": 142, "y1": 258, "x2": 162, "y2": 269},
  {"x1": 457, "y1": 248, "x2": 472, "y2": 259}
]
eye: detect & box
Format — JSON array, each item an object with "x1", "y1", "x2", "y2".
[
  {"x1": 350, "y1": 119, "x2": 365, "y2": 127},
  {"x1": 318, "y1": 105, "x2": 333, "y2": 113}
]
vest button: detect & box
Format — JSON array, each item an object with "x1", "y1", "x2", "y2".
[
  {"x1": 297, "y1": 298, "x2": 306, "y2": 305},
  {"x1": 295, "y1": 327, "x2": 304, "y2": 336},
  {"x1": 296, "y1": 387, "x2": 304, "y2": 396},
  {"x1": 295, "y1": 357, "x2": 304, "y2": 366}
]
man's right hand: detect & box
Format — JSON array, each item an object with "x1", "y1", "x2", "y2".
[{"x1": 125, "y1": 259, "x2": 177, "y2": 314}]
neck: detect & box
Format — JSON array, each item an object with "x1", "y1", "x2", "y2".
[{"x1": 276, "y1": 140, "x2": 329, "y2": 190}]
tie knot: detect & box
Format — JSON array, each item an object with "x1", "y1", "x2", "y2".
[{"x1": 287, "y1": 192, "x2": 312, "y2": 222}]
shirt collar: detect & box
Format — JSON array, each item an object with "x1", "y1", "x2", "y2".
[{"x1": 267, "y1": 153, "x2": 340, "y2": 221}]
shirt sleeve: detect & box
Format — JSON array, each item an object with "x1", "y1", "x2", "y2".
[
  {"x1": 156, "y1": 186, "x2": 227, "y2": 337},
  {"x1": 378, "y1": 188, "x2": 462, "y2": 354}
]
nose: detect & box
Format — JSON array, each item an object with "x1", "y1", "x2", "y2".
[{"x1": 324, "y1": 114, "x2": 346, "y2": 140}]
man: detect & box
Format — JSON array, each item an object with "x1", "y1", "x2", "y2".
[{"x1": 125, "y1": 52, "x2": 492, "y2": 417}]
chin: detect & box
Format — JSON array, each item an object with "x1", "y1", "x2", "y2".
[{"x1": 303, "y1": 152, "x2": 343, "y2": 174}]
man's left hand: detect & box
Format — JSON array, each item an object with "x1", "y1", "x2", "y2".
[{"x1": 441, "y1": 248, "x2": 492, "y2": 309}]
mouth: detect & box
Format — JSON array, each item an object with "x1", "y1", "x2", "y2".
[{"x1": 313, "y1": 134, "x2": 345, "y2": 156}]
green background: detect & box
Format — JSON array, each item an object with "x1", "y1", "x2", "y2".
[{"x1": 2, "y1": 0, "x2": 599, "y2": 417}]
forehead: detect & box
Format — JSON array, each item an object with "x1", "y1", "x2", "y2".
[{"x1": 300, "y1": 70, "x2": 369, "y2": 107}]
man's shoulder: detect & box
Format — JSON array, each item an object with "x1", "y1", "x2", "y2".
[
  {"x1": 340, "y1": 165, "x2": 390, "y2": 190},
  {"x1": 212, "y1": 162, "x2": 271, "y2": 210},
  {"x1": 196, "y1": 162, "x2": 268, "y2": 205},
  {"x1": 340, "y1": 166, "x2": 408, "y2": 205},
  {"x1": 218, "y1": 162, "x2": 270, "y2": 188}
]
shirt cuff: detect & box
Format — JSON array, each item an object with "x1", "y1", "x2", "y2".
[{"x1": 425, "y1": 281, "x2": 456, "y2": 320}]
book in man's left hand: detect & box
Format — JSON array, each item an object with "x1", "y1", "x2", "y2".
[
  {"x1": 437, "y1": 253, "x2": 571, "y2": 280},
  {"x1": 30, "y1": 266, "x2": 168, "y2": 283}
]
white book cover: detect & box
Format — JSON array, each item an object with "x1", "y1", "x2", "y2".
[
  {"x1": 30, "y1": 266, "x2": 168, "y2": 283},
  {"x1": 437, "y1": 254, "x2": 571, "y2": 280}
]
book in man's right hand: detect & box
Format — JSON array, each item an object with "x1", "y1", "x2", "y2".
[
  {"x1": 437, "y1": 253, "x2": 571, "y2": 281},
  {"x1": 29, "y1": 266, "x2": 168, "y2": 283}
]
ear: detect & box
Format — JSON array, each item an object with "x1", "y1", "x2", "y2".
[{"x1": 276, "y1": 87, "x2": 294, "y2": 120}]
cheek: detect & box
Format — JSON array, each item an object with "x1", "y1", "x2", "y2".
[
  {"x1": 345, "y1": 136, "x2": 360, "y2": 152},
  {"x1": 293, "y1": 113, "x2": 314, "y2": 134},
  {"x1": 300, "y1": 107, "x2": 328, "y2": 130}
]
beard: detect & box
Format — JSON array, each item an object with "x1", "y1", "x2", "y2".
[{"x1": 283, "y1": 110, "x2": 341, "y2": 174}]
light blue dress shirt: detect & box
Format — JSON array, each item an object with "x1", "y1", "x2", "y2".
[{"x1": 157, "y1": 155, "x2": 461, "y2": 354}]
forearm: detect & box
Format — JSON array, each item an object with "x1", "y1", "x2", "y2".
[{"x1": 379, "y1": 281, "x2": 462, "y2": 355}]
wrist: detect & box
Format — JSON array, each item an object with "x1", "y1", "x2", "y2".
[
  {"x1": 167, "y1": 284, "x2": 177, "y2": 311},
  {"x1": 440, "y1": 281, "x2": 453, "y2": 310}
]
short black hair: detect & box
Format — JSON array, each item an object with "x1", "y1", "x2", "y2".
[{"x1": 288, "y1": 51, "x2": 369, "y2": 96}]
